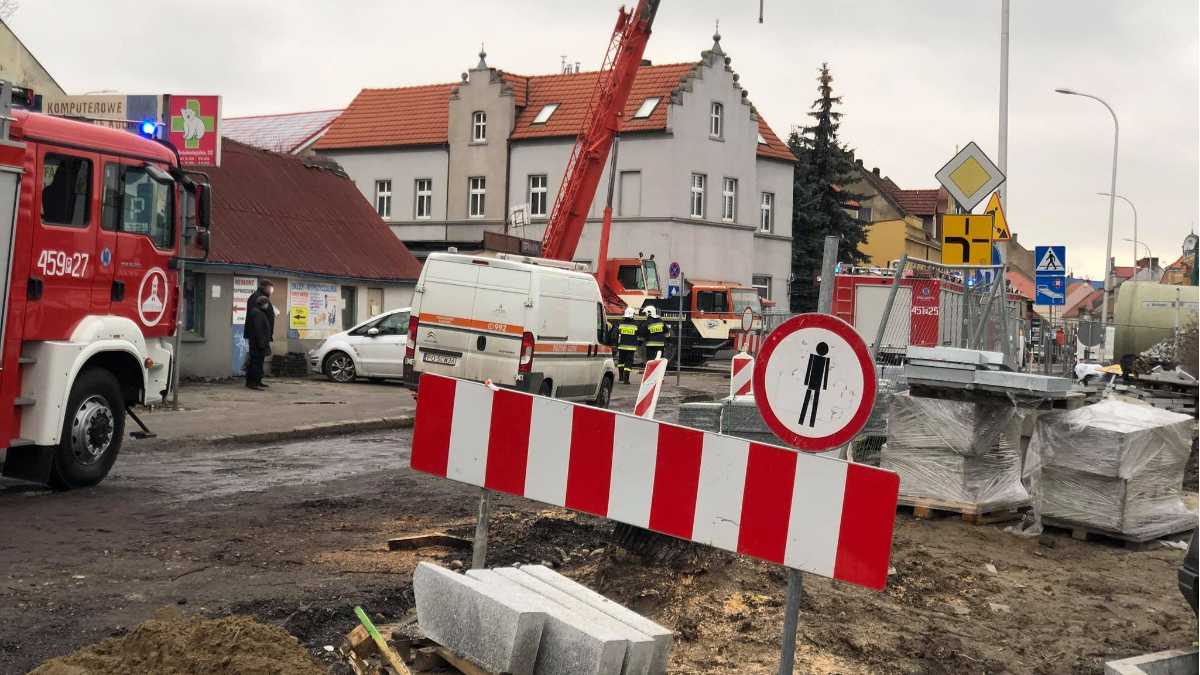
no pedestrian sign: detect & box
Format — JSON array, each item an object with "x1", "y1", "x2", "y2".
[{"x1": 753, "y1": 314, "x2": 876, "y2": 452}]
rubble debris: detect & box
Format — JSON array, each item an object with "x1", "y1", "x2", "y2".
[{"x1": 29, "y1": 615, "x2": 326, "y2": 675}]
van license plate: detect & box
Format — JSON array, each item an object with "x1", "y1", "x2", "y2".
[{"x1": 422, "y1": 353, "x2": 457, "y2": 366}]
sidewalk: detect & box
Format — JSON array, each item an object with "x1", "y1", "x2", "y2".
[
  {"x1": 141, "y1": 378, "x2": 417, "y2": 447},
  {"x1": 139, "y1": 370, "x2": 731, "y2": 448}
]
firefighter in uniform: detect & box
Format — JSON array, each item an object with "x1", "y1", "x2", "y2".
[
  {"x1": 612, "y1": 307, "x2": 642, "y2": 384},
  {"x1": 641, "y1": 305, "x2": 671, "y2": 361}
]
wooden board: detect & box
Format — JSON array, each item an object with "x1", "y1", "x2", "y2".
[
  {"x1": 898, "y1": 495, "x2": 1029, "y2": 525},
  {"x1": 1041, "y1": 516, "x2": 1196, "y2": 548}
]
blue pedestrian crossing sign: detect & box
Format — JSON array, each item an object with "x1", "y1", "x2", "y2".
[
  {"x1": 1035, "y1": 274, "x2": 1067, "y2": 305},
  {"x1": 1034, "y1": 246, "x2": 1066, "y2": 275}
]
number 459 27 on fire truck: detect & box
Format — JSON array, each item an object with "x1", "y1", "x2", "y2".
[{"x1": 0, "y1": 81, "x2": 212, "y2": 488}]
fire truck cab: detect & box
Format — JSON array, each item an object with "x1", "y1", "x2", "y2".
[{"x1": 0, "y1": 82, "x2": 210, "y2": 488}]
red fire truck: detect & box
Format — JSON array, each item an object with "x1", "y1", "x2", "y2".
[
  {"x1": 832, "y1": 266, "x2": 1023, "y2": 360},
  {"x1": 0, "y1": 82, "x2": 210, "y2": 488}
]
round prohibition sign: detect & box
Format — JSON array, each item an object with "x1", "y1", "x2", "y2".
[{"x1": 752, "y1": 313, "x2": 876, "y2": 452}]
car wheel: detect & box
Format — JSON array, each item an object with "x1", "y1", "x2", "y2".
[
  {"x1": 325, "y1": 352, "x2": 357, "y2": 383},
  {"x1": 591, "y1": 375, "x2": 613, "y2": 409},
  {"x1": 538, "y1": 380, "x2": 553, "y2": 398},
  {"x1": 49, "y1": 368, "x2": 125, "y2": 490}
]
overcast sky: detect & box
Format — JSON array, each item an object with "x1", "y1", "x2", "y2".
[{"x1": 12, "y1": 0, "x2": 1197, "y2": 279}]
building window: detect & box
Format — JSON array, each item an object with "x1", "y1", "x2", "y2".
[
  {"x1": 722, "y1": 178, "x2": 737, "y2": 222},
  {"x1": 860, "y1": 206, "x2": 873, "y2": 222},
  {"x1": 528, "y1": 175, "x2": 548, "y2": 217},
  {"x1": 415, "y1": 179, "x2": 432, "y2": 219},
  {"x1": 184, "y1": 272, "x2": 206, "y2": 337},
  {"x1": 375, "y1": 180, "x2": 392, "y2": 219},
  {"x1": 618, "y1": 171, "x2": 641, "y2": 217},
  {"x1": 633, "y1": 97, "x2": 661, "y2": 119},
  {"x1": 531, "y1": 104, "x2": 559, "y2": 125},
  {"x1": 689, "y1": 174, "x2": 705, "y2": 218},
  {"x1": 757, "y1": 132, "x2": 767, "y2": 145},
  {"x1": 752, "y1": 275, "x2": 772, "y2": 301},
  {"x1": 472, "y1": 111, "x2": 487, "y2": 142},
  {"x1": 469, "y1": 177, "x2": 486, "y2": 217},
  {"x1": 41, "y1": 154, "x2": 92, "y2": 227},
  {"x1": 709, "y1": 102, "x2": 723, "y2": 138},
  {"x1": 760, "y1": 192, "x2": 774, "y2": 233}
]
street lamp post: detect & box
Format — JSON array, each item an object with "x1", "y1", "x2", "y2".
[
  {"x1": 1056, "y1": 88, "x2": 1118, "y2": 325},
  {"x1": 1099, "y1": 192, "x2": 1137, "y2": 274},
  {"x1": 1122, "y1": 238, "x2": 1151, "y2": 279}
]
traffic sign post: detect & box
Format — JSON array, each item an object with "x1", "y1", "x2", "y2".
[
  {"x1": 984, "y1": 192, "x2": 1011, "y2": 241},
  {"x1": 942, "y1": 214, "x2": 995, "y2": 266},
  {"x1": 752, "y1": 313, "x2": 878, "y2": 452},
  {"x1": 935, "y1": 142, "x2": 1006, "y2": 212},
  {"x1": 1035, "y1": 274, "x2": 1067, "y2": 306},
  {"x1": 1035, "y1": 246, "x2": 1066, "y2": 274}
]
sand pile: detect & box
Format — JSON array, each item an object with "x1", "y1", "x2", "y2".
[{"x1": 29, "y1": 614, "x2": 326, "y2": 675}]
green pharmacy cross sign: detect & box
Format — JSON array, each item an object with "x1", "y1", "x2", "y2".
[{"x1": 169, "y1": 99, "x2": 214, "y2": 149}]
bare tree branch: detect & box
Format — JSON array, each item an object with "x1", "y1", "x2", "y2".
[{"x1": 0, "y1": 1, "x2": 18, "y2": 22}]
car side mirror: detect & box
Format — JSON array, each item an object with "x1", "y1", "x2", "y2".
[{"x1": 367, "y1": 328, "x2": 380, "y2": 337}]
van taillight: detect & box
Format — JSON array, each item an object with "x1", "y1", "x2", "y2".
[
  {"x1": 519, "y1": 332, "x2": 535, "y2": 372},
  {"x1": 406, "y1": 315, "x2": 418, "y2": 357}
]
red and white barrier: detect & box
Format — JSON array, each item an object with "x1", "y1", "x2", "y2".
[
  {"x1": 634, "y1": 357, "x2": 668, "y2": 419},
  {"x1": 410, "y1": 374, "x2": 899, "y2": 591},
  {"x1": 735, "y1": 331, "x2": 761, "y2": 353},
  {"x1": 731, "y1": 352, "x2": 754, "y2": 397}
]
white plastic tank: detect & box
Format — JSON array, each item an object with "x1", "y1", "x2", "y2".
[{"x1": 1112, "y1": 282, "x2": 1199, "y2": 361}]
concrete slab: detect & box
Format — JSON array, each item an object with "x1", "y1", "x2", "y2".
[
  {"x1": 467, "y1": 569, "x2": 627, "y2": 675},
  {"x1": 975, "y1": 370, "x2": 1072, "y2": 394},
  {"x1": 903, "y1": 364, "x2": 978, "y2": 384},
  {"x1": 414, "y1": 562, "x2": 546, "y2": 675},
  {"x1": 519, "y1": 565, "x2": 674, "y2": 675},
  {"x1": 1105, "y1": 648, "x2": 1198, "y2": 675},
  {"x1": 494, "y1": 567, "x2": 655, "y2": 675}
]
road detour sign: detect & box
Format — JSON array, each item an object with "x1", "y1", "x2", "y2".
[
  {"x1": 410, "y1": 373, "x2": 900, "y2": 591},
  {"x1": 753, "y1": 313, "x2": 877, "y2": 452}
]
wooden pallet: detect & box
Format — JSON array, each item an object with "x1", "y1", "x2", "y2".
[
  {"x1": 897, "y1": 495, "x2": 1029, "y2": 525},
  {"x1": 1040, "y1": 517, "x2": 1196, "y2": 551}
]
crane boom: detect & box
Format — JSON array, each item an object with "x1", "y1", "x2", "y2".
[{"x1": 540, "y1": 0, "x2": 660, "y2": 262}]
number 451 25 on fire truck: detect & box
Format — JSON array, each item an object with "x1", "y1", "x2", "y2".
[{"x1": 0, "y1": 81, "x2": 211, "y2": 488}]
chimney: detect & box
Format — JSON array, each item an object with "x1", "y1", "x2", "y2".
[
  {"x1": 855, "y1": 159, "x2": 864, "y2": 166},
  {"x1": 641, "y1": 58, "x2": 652, "y2": 66},
  {"x1": 872, "y1": 167, "x2": 880, "y2": 176}
]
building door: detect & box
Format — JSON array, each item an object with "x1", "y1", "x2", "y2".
[
  {"x1": 366, "y1": 287, "x2": 383, "y2": 318},
  {"x1": 341, "y1": 286, "x2": 357, "y2": 330}
]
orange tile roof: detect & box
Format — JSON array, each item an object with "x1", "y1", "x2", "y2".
[
  {"x1": 317, "y1": 82, "x2": 453, "y2": 150},
  {"x1": 320, "y1": 62, "x2": 794, "y2": 162},
  {"x1": 891, "y1": 188, "x2": 946, "y2": 216},
  {"x1": 511, "y1": 63, "x2": 692, "y2": 139}
]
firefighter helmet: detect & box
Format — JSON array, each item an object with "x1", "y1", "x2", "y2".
[
  {"x1": 643, "y1": 305, "x2": 659, "y2": 319},
  {"x1": 623, "y1": 307, "x2": 636, "y2": 319}
]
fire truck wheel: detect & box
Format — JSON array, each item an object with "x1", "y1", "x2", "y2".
[{"x1": 49, "y1": 368, "x2": 125, "y2": 490}]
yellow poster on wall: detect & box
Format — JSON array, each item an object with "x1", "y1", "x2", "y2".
[{"x1": 290, "y1": 306, "x2": 308, "y2": 329}]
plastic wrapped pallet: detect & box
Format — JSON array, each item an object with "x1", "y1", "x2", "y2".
[
  {"x1": 881, "y1": 393, "x2": 1028, "y2": 510},
  {"x1": 1023, "y1": 398, "x2": 1195, "y2": 539}
]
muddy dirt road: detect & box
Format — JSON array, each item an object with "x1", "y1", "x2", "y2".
[{"x1": 1, "y1": 379, "x2": 1196, "y2": 674}]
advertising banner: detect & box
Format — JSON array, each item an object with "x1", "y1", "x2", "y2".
[
  {"x1": 39, "y1": 94, "x2": 161, "y2": 131},
  {"x1": 166, "y1": 94, "x2": 222, "y2": 166},
  {"x1": 232, "y1": 276, "x2": 257, "y2": 325},
  {"x1": 289, "y1": 280, "x2": 340, "y2": 338}
]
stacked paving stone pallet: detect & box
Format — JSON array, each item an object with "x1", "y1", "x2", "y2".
[
  {"x1": 1023, "y1": 399, "x2": 1196, "y2": 541},
  {"x1": 413, "y1": 562, "x2": 673, "y2": 675},
  {"x1": 881, "y1": 391, "x2": 1029, "y2": 511}
]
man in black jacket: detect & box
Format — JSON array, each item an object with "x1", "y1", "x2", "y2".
[
  {"x1": 245, "y1": 296, "x2": 272, "y2": 391},
  {"x1": 246, "y1": 279, "x2": 275, "y2": 386}
]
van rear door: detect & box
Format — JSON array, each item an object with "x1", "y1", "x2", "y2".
[
  {"x1": 412, "y1": 258, "x2": 479, "y2": 379},
  {"x1": 466, "y1": 265, "x2": 530, "y2": 386}
]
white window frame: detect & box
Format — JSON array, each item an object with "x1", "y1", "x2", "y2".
[
  {"x1": 633, "y1": 97, "x2": 661, "y2": 119},
  {"x1": 757, "y1": 131, "x2": 767, "y2": 145},
  {"x1": 690, "y1": 173, "x2": 705, "y2": 219},
  {"x1": 468, "y1": 177, "x2": 486, "y2": 218},
  {"x1": 528, "y1": 175, "x2": 548, "y2": 217},
  {"x1": 752, "y1": 275, "x2": 772, "y2": 301},
  {"x1": 374, "y1": 180, "x2": 392, "y2": 219},
  {"x1": 415, "y1": 179, "x2": 433, "y2": 219},
  {"x1": 722, "y1": 178, "x2": 737, "y2": 223},
  {"x1": 531, "y1": 104, "x2": 559, "y2": 125},
  {"x1": 709, "y1": 102, "x2": 723, "y2": 138},
  {"x1": 472, "y1": 111, "x2": 487, "y2": 142},
  {"x1": 760, "y1": 192, "x2": 774, "y2": 233}
]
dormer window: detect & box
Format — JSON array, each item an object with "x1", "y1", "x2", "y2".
[
  {"x1": 472, "y1": 111, "x2": 487, "y2": 142},
  {"x1": 757, "y1": 132, "x2": 767, "y2": 145},
  {"x1": 633, "y1": 97, "x2": 661, "y2": 119},
  {"x1": 531, "y1": 103, "x2": 559, "y2": 125}
]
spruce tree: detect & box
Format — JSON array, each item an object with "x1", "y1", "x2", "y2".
[{"x1": 789, "y1": 63, "x2": 870, "y2": 312}]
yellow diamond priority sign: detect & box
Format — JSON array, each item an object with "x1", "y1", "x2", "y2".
[{"x1": 935, "y1": 142, "x2": 1005, "y2": 212}]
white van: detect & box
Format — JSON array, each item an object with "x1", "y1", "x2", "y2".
[{"x1": 403, "y1": 252, "x2": 617, "y2": 407}]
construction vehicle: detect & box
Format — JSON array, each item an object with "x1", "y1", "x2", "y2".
[
  {"x1": 641, "y1": 279, "x2": 762, "y2": 365},
  {"x1": 0, "y1": 82, "x2": 211, "y2": 488}
]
